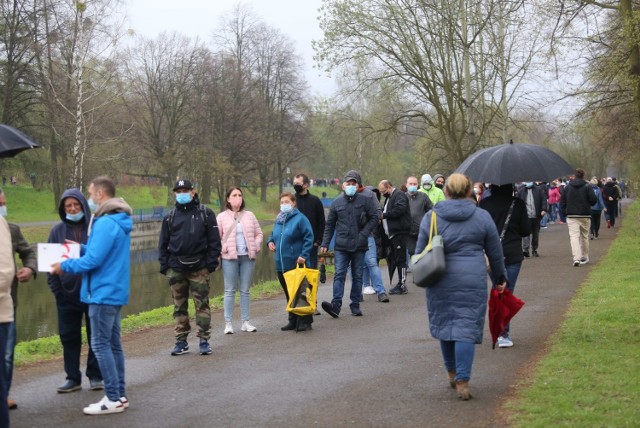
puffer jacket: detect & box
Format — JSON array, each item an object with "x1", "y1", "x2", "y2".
[
  {"x1": 267, "y1": 209, "x2": 314, "y2": 273},
  {"x1": 217, "y1": 209, "x2": 263, "y2": 260},
  {"x1": 415, "y1": 199, "x2": 506, "y2": 344}
]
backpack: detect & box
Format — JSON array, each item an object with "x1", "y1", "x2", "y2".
[{"x1": 167, "y1": 204, "x2": 209, "y2": 233}]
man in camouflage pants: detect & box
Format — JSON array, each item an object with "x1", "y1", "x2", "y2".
[{"x1": 159, "y1": 179, "x2": 221, "y2": 356}]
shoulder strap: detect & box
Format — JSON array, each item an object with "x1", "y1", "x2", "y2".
[
  {"x1": 500, "y1": 200, "x2": 516, "y2": 242},
  {"x1": 221, "y1": 211, "x2": 243, "y2": 245},
  {"x1": 167, "y1": 207, "x2": 176, "y2": 233},
  {"x1": 426, "y1": 211, "x2": 438, "y2": 251},
  {"x1": 168, "y1": 204, "x2": 209, "y2": 233}
]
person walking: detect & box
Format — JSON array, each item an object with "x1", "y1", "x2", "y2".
[
  {"x1": 267, "y1": 193, "x2": 315, "y2": 331},
  {"x1": 50, "y1": 176, "x2": 133, "y2": 415},
  {"x1": 360, "y1": 186, "x2": 388, "y2": 302},
  {"x1": 602, "y1": 177, "x2": 620, "y2": 228},
  {"x1": 415, "y1": 173, "x2": 507, "y2": 400},
  {"x1": 0, "y1": 216, "x2": 15, "y2": 427},
  {"x1": 217, "y1": 187, "x2": 263, "y2": 334},
  {"x1": 547, "y1": 181, "x2": 562, "y2": 223},
  {"x1": 589, "y1": 179, "x2": 606, "y2": 240},
  {"x1": 517, "y1": 182, "x2": 547, "y2": 257},
  {"x1": 320, "y1": 170, "x2": 379, "y2": 318},
  {"x1": 560, "y1": 169, "x2": 597, "y2": 266},
  {"x1": 479, "y1": 184, "x2": 531, "y2": 348},
  {"x1": 46, "y1": 189, "x2": 103, "y2": 395},
  {"x1": 378, "y1": 180, "x2": 412, "y2": 295},
  {"x1": 292, "y1": 173, "x2": 325, "y2": 269},
  {"x1": 0, "y1": 189, "x2": 37, "y2": 409},
  {"x1": 159, "y1": 179, "x2": 222, "y2": 356}
]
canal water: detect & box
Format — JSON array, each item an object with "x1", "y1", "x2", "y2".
[{"x1": 16, "y1": 235, "x2": 279, "y2": 343}]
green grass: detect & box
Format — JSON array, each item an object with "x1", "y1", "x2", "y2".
[{"x1": 506, "y1": 201, "x2": 640, "y2": 426}]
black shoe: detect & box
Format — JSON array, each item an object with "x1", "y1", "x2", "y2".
[
  {"x1": 377, "y1": 292, "x2": 389, "y2": 302},
  {"x1": 523, "y1": 251, "x2": 530, "y2": 258},
  {"x1": 281, "y1": 321, "x2": 296, "y2": 331},
  {"x1": 389, "y1": 284, "x2": 403, "y2": 295},
  {"x1": 350, "y1": 304, "x2": 363, "y2": 316},
  {"x1": 532, "y1": 251, "x2": 539, "y2": 257},
  {"x1": 57, "y1": 380, "x2": 81, "y2": 393},
  {"x1": 399, "y1": 285, "x2": 408, "y2": 294},
  {"x1": 89, "y1": 379, "x2": 104, "y2": 391},
  {"x1": 321, "y1": 301, "x2": 340, "y2": 318}
]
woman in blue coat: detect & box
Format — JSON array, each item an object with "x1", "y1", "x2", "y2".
[
  {"x1": 415, "y1": 174, "x2": 507, "y2": 400},
  {"x1": 267, "y1": 193, "x2": 314, "y2": 331}
]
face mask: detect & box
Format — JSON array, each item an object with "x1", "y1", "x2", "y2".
[
  {"x1": 65, "y1": 211, "x2": 85, "y2": 222},
  {"x1": 293, "y1": 184, "x2": 304, "y2": 194},
  {"x1": 0, "y1": 206, "x2": 6, "y2": 217},
  {"x1": 526, "y1": 182, "x2": 533, "y2": 188},
  {"x1": 88, "y1": 198, "x2": 98, "y2": 212},
  {"x1": 344, "y1": 185, "x2": 357, "y2": 197},
  {"x1": 423, "y1": 184, "x2": 432, "y2": 190},
  {"x1": 435, "y1": 183, "x2": 444, "y2": 189},
  {"x1": 280, "y1": 204, "x2": 292, "y2": 213},
  {"x1": 473, "y1": 188, "x2": 481, "y2": 194},
  {"x1": 176, "y1": 193, "x2": 192, "y2": 205},
  {"x1": 407, "y1": 185, "x2": 418, "y2": 193}
]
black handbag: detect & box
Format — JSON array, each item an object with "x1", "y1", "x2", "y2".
[{"x1": 411, "y1": 211, "x2": 446, "y2": 288}]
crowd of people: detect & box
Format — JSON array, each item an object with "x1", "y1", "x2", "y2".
[{"x1": 0, "y1": 167, "x2": 627, "y2": 423}]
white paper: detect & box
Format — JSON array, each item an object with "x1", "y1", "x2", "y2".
[{"x1": 37, "y1": 243, "x2": 81, "y2": 272}]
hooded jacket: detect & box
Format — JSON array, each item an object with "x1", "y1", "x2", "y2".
[
  {"x1": 158, "y1": 195, "x2": 222, "y2": 274},
  {"x1": 61, "y1": 197, "x2": 133, "y2": 306},
  {"x1": 415, "y1": 199, "x2": 506, "y2": 344},
  {"x1": 560, "y1": 179, "x2": 597, "y2": 217},
  {"x1": 47, "y1": 188, "x2": 91, "y2": 300}
]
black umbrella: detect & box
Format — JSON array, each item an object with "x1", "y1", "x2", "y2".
[
  {"x1": 0, "y1": 124, "x2": 41, "y2": 158},
  {"x1": 455, "y1": 140, "x2": 574, "y2": 185}
]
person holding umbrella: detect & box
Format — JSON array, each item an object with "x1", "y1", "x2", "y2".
[{"x1": 415, "y1": 173, "x2": 507, "y2": 400}]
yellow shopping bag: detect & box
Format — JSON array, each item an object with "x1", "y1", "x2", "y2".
[{"x1": 284, "y1": 264, "x2": 319, "y2": 316}]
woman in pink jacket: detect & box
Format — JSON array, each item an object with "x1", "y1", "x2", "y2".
[{"x1": 217, "y1": 187, "x2": 264, "y2": 334}]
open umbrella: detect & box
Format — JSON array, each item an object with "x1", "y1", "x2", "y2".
[
  {"x1": 455, "y1": 140, "x2": 574, "y2": 185},
  {"x1": 488, "y1": 288, "x2": 525, "y2": 349},
  {"x1": 0, "y1": 124, "x2": 41, "y2": 158}
]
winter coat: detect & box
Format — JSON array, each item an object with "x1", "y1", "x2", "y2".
[
  {"x1": 560, "y1": 179, "x2": 597, "y2": 217},
  {"x1": 602, "y1": 182, "x2": 620, "y2": 201},
  {"x1": 321, "y1": 191, "x2": 379, "y2": 252},
  {"x1": 517, "y1": 185, "x2": 548, "y2": 218},
  {"x1": 590, "y1": 185, "x2": 606, "y2": 211},
  {"x1": 415, "y1": 199, "x2": 506, "y2": 344},
  {"x1": 217, "y1": 209, "x2": 263, "y2": 260},
  {"x1": 47, "y1": 188, "x2": 90, "y2": 300},
  {"x1": 0, "y1": 217, "x2": 14, "y2": 323},
  {"x1": 419, "y1": 186, "x2": 446, "y2": 205},
  {"x1": 267, "y1": 209, "x2": 314, "y2": 273},
  {"x1": 295, "y1": 192, "x2": 326, "y2": 246},
  {"x1": 548, "y1": 186, "x2": 561, "y2": 205},
  {"x1": 381, "y1": 188, "x2": 411, "y2": 238},
  {"x1": 407, "y1": 191, "x2": 433, "y2": 236},
  {"x1": 61, "y1": 197, "x2": 133, "y2": 306},
  {"x1": 9, "y1": 223, "x2": 37, "y2": 307},
  {"x1": 158, "y1": 196, "x2": 222, "y2": 274}
]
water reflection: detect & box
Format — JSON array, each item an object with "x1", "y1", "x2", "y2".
[{"x1": 17, "y1": 235, "x2": 278, "y2": 343}]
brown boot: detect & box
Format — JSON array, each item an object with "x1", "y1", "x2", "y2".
[
  {"x1": 7, "y1": 398, "x2": 17, "y2": 409},
  {"x1": 456, "y1": 380, "x2": 472, "y2": 400},
  {"x1": 447, "y1": 371, "x2": 456, "y2": 389}
]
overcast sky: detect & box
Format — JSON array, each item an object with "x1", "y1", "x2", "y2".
[{"x1": 126, "y1": 0, "x2": 335, "y2": 97}]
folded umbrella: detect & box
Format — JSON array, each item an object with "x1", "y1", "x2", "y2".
[{"x1": 488, "y1": 288, "x2": 525, "y2": 349}]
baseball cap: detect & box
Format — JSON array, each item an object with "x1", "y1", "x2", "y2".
[{"x1": 173, "y1": 179, "x2": 193, "y2": 191}]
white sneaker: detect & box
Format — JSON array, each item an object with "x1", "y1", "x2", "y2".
[
  {"x1": 363, "y1": 286, "x2": 376, "y2": 295},
  {"x1": 241, "y1": 320, "x2": 257, "y2": 332},
  {"x1": 497, "y1": 336, "x2": 514, "y2": 348},
  {"x1": 224, "y1": 322, "x2": 234, "y2": 334},
  {"x1": 120, "y1": 396, "x2": 129, "y2": 409},
  {"x1": 83, "y1": 396, "x2": 125, "y2": 415},
  {"x1": 579, "y1": 256, "x2": 589, "y2": 265}
]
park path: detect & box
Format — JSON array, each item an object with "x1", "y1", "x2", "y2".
[{"x1": 10, "y1": 206, "x2": 628, "y2": 427}]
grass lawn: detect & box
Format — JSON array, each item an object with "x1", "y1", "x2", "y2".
[{"x1": 506, "y1": 201, "x2": 640, "y2": 426}]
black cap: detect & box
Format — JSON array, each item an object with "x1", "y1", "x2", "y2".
[
  {"x1": 173, "y1": 179, "x2": 193, "y2": 191},
  {"x1": 343, "y1": 170, "x2": 362, "y2": 185}
]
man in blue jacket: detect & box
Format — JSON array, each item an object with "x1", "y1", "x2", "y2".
[
  {"x1": 51, "y1": 176, "x2": 132, "y2": 416},
  {"x1": 320, "y1": 170, "x2": 379, "y2": 317}
]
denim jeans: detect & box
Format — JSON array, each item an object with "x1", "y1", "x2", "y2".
[
  {"x1": 0, "y1": 322, "x2": 8, "y2": 427},
  {"x1": 55, "y1": 293, "x2": 101, "y2": 383},
  {"x1": 332, "y1": 250, "x2": 366, "y2": 309},
  {"x1": 89, "y1": 304, "x2": 125, "y2": 402},
  {"x1": 362, "y1": 236, "x2": 385, "y2": 294},
  {"x1": 222, "y1": 256, "x2": 256, "y2": 322},
  {"x1": 491, "y1": 262, "x2": 522, "y2": 336},
  {"x1": 3, "y1": 314, "x2": 15, "y2": 393},
  {"x1": 440, "y1": 340, "x2": 475, "y2": 382}
]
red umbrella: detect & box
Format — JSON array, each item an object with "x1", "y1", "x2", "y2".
[{"x1": 488, "y1": 288, "x2": 525, "y2": 349}]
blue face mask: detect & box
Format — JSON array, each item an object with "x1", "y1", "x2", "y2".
[
  {"x1": 280, "y1": 204, "x2": 292, "y2": 213},
  {"x1": 88, "y1": 198, "x2": 98, "y2": 212},
  {"x1": 176, "y1": 193, "x2": 192, "y2": 205},
  {"x1": 344, "y1": 185, "x2": 357, "y2": 196},
  {"x1": 0, "y1": 206, "x2": 6, "y2": 217},
  {"x1": 65, "y1": 211, "x2": 85, "y2": 222},
  {"x1": 407, "y1": 185, "x2": 418, "y2": 193}
]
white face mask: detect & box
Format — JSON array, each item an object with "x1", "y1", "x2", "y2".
[{"x1": 0, "y1": 206, "x2": 6, "y2": 217}]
